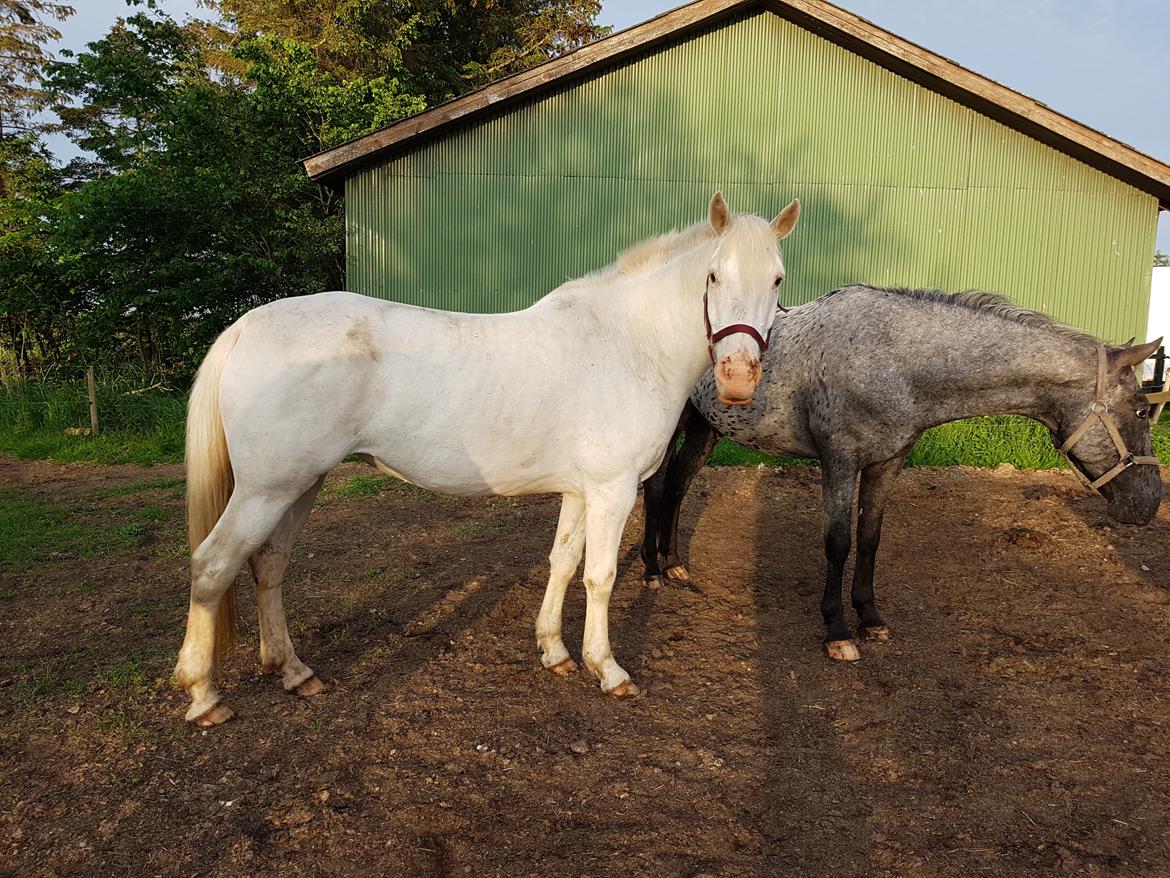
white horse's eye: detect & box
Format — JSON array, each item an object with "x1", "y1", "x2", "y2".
[
  {"x1": 774, "y1": 276, "x2": 783, "y2": 287},
  {"x1": 708, "y1": 272, "x2": 717, "y2": 285}
]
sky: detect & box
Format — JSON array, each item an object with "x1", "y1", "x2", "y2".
[{"x1": 46, "y1": 0, "x2": 1170, "y2": 250}]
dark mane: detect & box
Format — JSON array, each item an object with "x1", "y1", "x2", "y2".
[{"x1": 834, "y1": 285, "x2": 1100, "y2": 344}]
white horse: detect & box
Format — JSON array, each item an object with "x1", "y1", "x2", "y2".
[{"x1": 175, "y1": 192, "x2": 801, "y2": 725}]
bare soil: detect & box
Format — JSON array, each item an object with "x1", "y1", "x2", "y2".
[{"x1": 2, "y1": 456, "x2": 1170, "y2": 877}]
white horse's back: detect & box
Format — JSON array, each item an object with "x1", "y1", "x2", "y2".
[{"x1": 215, "y1": 289, "x2": 669, "y2": 496}]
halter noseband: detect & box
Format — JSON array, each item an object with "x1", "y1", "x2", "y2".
[
  {"x1": 1058, "y1": 344, "x2": 1159, "y2": 491},
  {"x1": 702, "y1": 286, "x2": 778, "y2": 365}
]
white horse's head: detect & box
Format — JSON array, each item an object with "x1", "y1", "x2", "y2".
[{"x1": 704, "y1": 192, "x2": 801, "y2": 405}]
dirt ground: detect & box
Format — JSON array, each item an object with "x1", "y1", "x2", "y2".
[{"x1": 2, "y1": 456, "x2": 1170, "y2": 878}]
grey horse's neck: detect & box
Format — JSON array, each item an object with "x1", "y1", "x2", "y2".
[
  {"x1": 815, "y1": 287, "x2": 1101, "y2": 431},
  {"x1": 918, "y1": 330, "x2": 1091, "y2": 431}
]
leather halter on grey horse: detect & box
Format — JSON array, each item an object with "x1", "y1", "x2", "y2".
[{"x1": 1058, "y1": 344, "x2": 1159, "y2": 491}]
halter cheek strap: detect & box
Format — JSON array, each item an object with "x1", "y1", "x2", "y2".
[
  {"x1": 1058, "y1": 344, "x2": 1159, "y2": 491},
  {"x1": 702, "y1": 288, "x2": 776, "y2": 365}
]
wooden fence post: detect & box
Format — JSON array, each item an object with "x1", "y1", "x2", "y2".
[{"x1": 87, "y1": 365, "x2": 99, "y2": 436}]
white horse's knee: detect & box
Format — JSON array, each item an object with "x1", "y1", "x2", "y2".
[{"x1": 583, "y1": 569, "x2": 616, "y2": 597}]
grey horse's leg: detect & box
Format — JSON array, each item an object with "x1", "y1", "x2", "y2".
[
  {"x1": 820, "y1": 455, "x2": 860, "y2": 661},
  {"x1": 658, "y1": 404, "x2": 720, "y2": 582},
  {"x1": 852, "y1": 457, "x2": 905, "y2": 640},
  {"x1": 640, "y1": 431, "x2": 677, "y2": 586}
]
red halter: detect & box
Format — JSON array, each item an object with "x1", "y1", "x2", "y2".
[{"x1": 703, "y1": 288, "x2": 776, "y2": 365}]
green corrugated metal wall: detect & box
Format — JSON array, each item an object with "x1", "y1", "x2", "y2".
[{"x1": 345, "y1": 10, "x2": 1158, "y2": 342}]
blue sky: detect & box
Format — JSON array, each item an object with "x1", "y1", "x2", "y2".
[{"x1": 49, "y1": 0, "x2": 1169, "y2": 249}]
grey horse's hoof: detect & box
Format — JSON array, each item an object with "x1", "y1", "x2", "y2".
[{"x1": 825, "y1": 640, "x2": 861, "y2": 662}]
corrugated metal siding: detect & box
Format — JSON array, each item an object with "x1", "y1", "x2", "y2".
[{"x1": 346, "y1": 11, "x2": 1158, "y2": 342}]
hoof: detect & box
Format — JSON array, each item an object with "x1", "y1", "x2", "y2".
[
  {"x1": 858, "y1": 625, "x2": 890, "y2": 642},
  {"x1": 605, "y1": 680, "x2": 640, "y2": 699},
  {"x1": 549, "y1": 658, "x2": 579, "y2": 677},
  {"x1": 644, "y1": 576, "x2": 663, "y2": 590},
  {"x1": 294, "y1": 675, "x2": 326, "y2": 697},
  {"x1": 193, "y1": 703, "x2": 235, "y2": 727},
  {"x1": 825, "y1": 640, "x2": 861, "y2": 662},
  {"x1": 664, "y1": 565, "x2": 691, "y2": 583}
]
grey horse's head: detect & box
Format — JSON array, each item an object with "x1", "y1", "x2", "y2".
[{"x1": 1054, "y1": 340, "x2": 1163, "y2": 525}]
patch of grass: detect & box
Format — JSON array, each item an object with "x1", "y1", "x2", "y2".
[
  {"x1": 320, "y1": 473, "x2": 436, "y2": 502},
  {"x1": 12, "y1": 661, "x2": 86, "y2": 703},
  {"x1": 135, "y1": 504, "x2": 170, "y2": 522},
  {"x1": 96, "y1": 709, "x2": 150, "y2": 746},
  {"x1": 99, "y1": 477, "x2": 185, "y2": 498},
  {"x1": 0, "y1": 376, "x2": 186, "y2": 465},
  {"x1": 0, "y1": 490, "x2": 142, "y2": 570},
  {"x1": 907, "y1": 416, "x2": 1066, "y2": 469},
  {"x1": 708, "y1": 439, "x2": 815, "y2": 468},
  {"x1": 100, "y1": 658, "x2": 149, "y2": 689},
  {"x1": 708, "y1": 416, "x2": 1170, "y2": 471},
  {"x1": 324, "y1": 474, "x2": 390, "y2": 499}
]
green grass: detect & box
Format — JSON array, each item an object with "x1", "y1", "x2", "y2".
[
  {"x1": 712, "y1": 415, "x2": 1170, "y2": 471},
  {"x1": 98, "y1": 477, "x2": 185, "y2": 497},
  {"x1": 0, "y1": 490, "x2": 144, "y2": 571},
  {"x1": 320, "y1": 473, "x2": 436, "y2": 502},
  {"x1": 12, "y1": 660, "x2": 87, "y2": 703},
  {"x1": 0, "y1": 376, "x2": 185, "y2": 465},
  {"x1": 99, "y1": 658, "x2": 149, "y2": 689},
  {"x1": 323, "y1": 474, "x2": 390, "y2": 499},
  {"x1": 906, "y1": 416, "x2": 1066, "y2": 469}
]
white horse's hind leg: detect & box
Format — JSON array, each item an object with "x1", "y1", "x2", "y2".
[
  {"x1": 175, "y1": 486, "x2": 309, "y2": 724},
  {"x1": 536, "y1": 493, "x2": 585, "y2": 675},
  {"x1": 581, "y1": 478, "x2": 639, "y2": 697},
  {"x1": 249, "y1": 476, "x2": 326, "y2": 696}
]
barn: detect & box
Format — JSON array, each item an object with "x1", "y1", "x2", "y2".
[{"x1": 303, "y1": 0, "x2": 1170, "y2": 343}]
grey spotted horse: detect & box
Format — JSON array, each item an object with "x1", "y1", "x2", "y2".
[{"x1": 638, "y1": 285, "x2": 1163, "y2": 662}]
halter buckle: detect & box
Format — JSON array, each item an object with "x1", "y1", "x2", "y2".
[{"x1": 1090, "y1": 402, "x2": 1108, "y2": 414}]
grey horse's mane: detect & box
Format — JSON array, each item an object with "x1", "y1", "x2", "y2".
[{"x1": 840, "y1": 285, "x2": 1101, "y2": 345}]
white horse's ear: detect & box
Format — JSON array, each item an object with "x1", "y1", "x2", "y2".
[
  {"x1": 709, "y1": 191, "x2": 732, "y2": 235},
  {"x1": 1110, "y1": 337, "x2": 1161, "y2": 370},
  {"x1": 772, "y1": 198, "x2": 801, "y2": 240}
]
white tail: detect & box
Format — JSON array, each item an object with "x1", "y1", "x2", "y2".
[{"x1": 186, "y1": 319, "x2": 244, "y2": 668}]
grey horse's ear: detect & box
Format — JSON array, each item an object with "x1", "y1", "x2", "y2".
[
  {"x1": 772, "y1": 198, "x2": 801, "y2": 240},
  {"x1": 1124, "y1": 336, "x2": 1136, "y2": 347},
  {"x1": 1110, "y1": 337, "x2": 1161, "y2": 370},
  {"x1": 709, "y1": 192, "x2": 732, "y2": 235}
]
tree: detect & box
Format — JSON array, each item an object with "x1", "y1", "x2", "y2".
[
  {"x1": 1157, "y1": 251, "x2": 1169, "y2": 268},
  {"x1": 0, "y1": 0, "x2": 73, "y2": 138},
  {"x1": 41, "y1": 8, "x2": 425, "y2": 369},
  {"x1": 213, "y1": 0, "x2": 609, "y2": 104},
  {"x1": 0, "y1": 132, "x2": 71, "y2": 373}
]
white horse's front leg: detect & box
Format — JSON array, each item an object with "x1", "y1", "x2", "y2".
[
  {"x1": 581, "y1": 478, "x2": 640, "y2": 697},
  {"x1": 536, "y1": 493, "x2": 586, "y2": 675}
]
